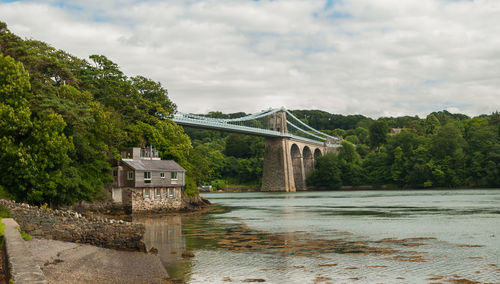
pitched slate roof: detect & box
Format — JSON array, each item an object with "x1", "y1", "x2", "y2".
[{"x1": 121, "y1": 159, "x2": 185, "y2": 172}]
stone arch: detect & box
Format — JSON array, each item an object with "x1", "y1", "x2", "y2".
[
  {"x1": 313, "y1": 148, "x2": 323, "y2": 168},
  {"x1": 303, "y1": 146, "x2": 314, "y2": 176},
  {"x1": 290, "y1": 144, "x2": 305, "y2": 191},
  {"x1": 314, "y1": 148, "x2": 322, "y2": 159}
]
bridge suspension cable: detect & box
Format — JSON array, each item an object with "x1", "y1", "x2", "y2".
[
  {"x1": 171, "y1": 107, "x2": 341, "y2": 146},
  {"x1": 285, "y1": 110, "x2": 340, "y2": 142},
  {"x1": 173, "y1": 108, "x2": 283, "y2": 123},
  {"x1": 286, "y1": 120, "x2": 327, "y2": 141}
]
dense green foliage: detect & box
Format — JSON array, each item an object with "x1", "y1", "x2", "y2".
[
  {"x1": 185, "y1": 113, "x2": 265, "y2": 188},
  {"x1": 307, "y1": 112, "x2": 500, "y2": 189},
  {"x1": 0, "y1": 22, "x2": 197, "y2": 205},
  {"x1": 185, "y1": 108, "x2": 499, "y2": 190}
]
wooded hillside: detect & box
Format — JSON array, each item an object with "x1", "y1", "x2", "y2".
[{"x1": 0, "y1": 22, "x2": 196, "y2": 205}]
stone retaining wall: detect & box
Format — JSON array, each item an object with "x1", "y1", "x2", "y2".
[
  {"x1": 2, "y1": 218, "x2": 48, "y2": 283},
  {"x1": 0, "y1": 200, "x2": 146, "y2": 252}
]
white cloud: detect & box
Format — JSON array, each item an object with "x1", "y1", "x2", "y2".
[{"x1": 0, "y1": 0, "x2": 499, "y2": 118}]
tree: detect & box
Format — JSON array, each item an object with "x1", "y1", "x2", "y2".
[
  {"x1": 338, "y1": 141, "x2": 359, "y2": 163},
  {"x1": 130, "y1": 75, "x2": 176, "y2": 116},
  {"x1": 224, "y1": 134, "x2": 252, "y2": 158},
  {"x1": 307, "y1": 154, "x2": 342, "y2": 188},
  {"x1": 369, "y1": 120, "x2": 388, "y2": 149},
  {"x1": 431, "y1": 123, "x2": 466, "y2": 159},
  {"x1": 463, "y1": 116, "x2": 500, "y2": 186},
  {"x1": 424, "y1": 114, "x2": 440, "y2": 135},
  {"x1": 391, "y1": 146, "x2": 406, "y2": 186},
  {"x1": 354, "y1": 127, "x2": 369, "y2": 144},
  {"x1": 345, "y1": 135, "x2": 359, "y2": 145},
  {"x1": 189, "y1": 141, "x2": 225, "y2": 186},
  {"x1": 0, "y1": 54, "x2": 74, "y2": 205},
  {"x1": 332, "y1": 128, "x2": 346, "y2": 138},
  {"x1": 362, "y1": 150, "x2": 391, "y2": 186}
]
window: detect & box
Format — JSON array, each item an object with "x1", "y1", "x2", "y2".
[
  {"x1": 144, "y1": 172, "x2": 151, "y2": 183},
  {"x1": 170, "y1": 172, "x2": 178, "y2": 184},
  {"x1": 112, "y1": 170, "x2": 118, "y2": 177},
  {"x1": 168, "y1": 188, "x2": 175, "y2": 198},
  {"x1": 144, "y1": 188, "x2": 150, "y2": 198},
  {"x1": 127, "y1": 171, "x2": 134, "y2": 180},
  {"x1": 160, "y1": 172, "x2": 165, "y2": 178},
  {"x1": 156, "y1": 188, "x2": 161, "y2": 198}
]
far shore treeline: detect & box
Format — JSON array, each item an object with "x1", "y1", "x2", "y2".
[
  {"x1": 186, "y1": 109, "x2": 499, "y2": 190},
  {"x1": 0, "y1": 22, "x2": 499, "y2": 207}
]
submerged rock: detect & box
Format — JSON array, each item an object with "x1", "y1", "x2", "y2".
[{"x1": 181, "y1": 251, "x2": 195, "y2": 258}]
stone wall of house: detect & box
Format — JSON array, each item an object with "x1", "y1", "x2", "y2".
[
  {"x1": 128, "y1": 187, "x2": 183, "y2": 212},
  {"x1": 0, "y1": 200, "x2": 146, "y2": 252}
]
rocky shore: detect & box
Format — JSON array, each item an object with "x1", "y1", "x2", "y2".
[
  {"x1": 0, "y1": 199, "x2": 146, "y2": 252},
  {"x1": 0, "y1": 195, "x2": 211, "y2": 252}
]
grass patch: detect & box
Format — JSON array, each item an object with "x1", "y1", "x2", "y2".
[
  {"x1": 16, "y1": 227, "x2": 31, "y2": 241},
  {"x1": 0, "y1": 205, "x2": 31, "y2": 241},
  {"x1": 0, "y1": 218, "x2": 4, "y2": 247},
  {"x1": 0, "y1": 205, "x2": 11, "y2": 246},
  {"x1": 0, "y1": 205, "x2": 11, "y2": 218}
]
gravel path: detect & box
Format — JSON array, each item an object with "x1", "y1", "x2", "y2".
[{"x1": 26, "y1": 238, "x2": 170, "y2": 284}]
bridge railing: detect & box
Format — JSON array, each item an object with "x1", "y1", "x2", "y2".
[
  {"x1": 174, "y1": 116, "x2": 341, "y2": 146},
  {"x1": 172, "y1": 110, "x2": 342, "y2": 147},
  {"x1": 173, "y1": 115, "x2": 285, "y2": 137}
]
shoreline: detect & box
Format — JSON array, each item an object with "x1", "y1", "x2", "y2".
[
  {"x1": 0, "y1": 198, "x2": 212, "y2": 283},
  {"x1": 204, "y1": 185, "x2": 500, "y2": 193}
]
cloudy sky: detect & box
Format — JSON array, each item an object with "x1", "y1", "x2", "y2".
[{"x1": 1, "y1": 0, "x2": 499, "y2": 118}]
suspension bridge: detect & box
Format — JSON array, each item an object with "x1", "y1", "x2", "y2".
[{"x1": 172, "y1": 107, "x2": 342, "y2": 192}]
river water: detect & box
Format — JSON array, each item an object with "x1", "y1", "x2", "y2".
[{"x1": 138, "y1": 189, "x2": 500, "y2": 283}]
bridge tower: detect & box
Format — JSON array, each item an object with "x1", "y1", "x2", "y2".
[
  {"x1": 261, "y1": 109, "x2": 325, "y2": 192},
  {"x1": 262, "y1": 110, "x2": 296, "y2": 192},
  {"x1": 267, "y1": 108, "x2": 288, "y2": 134}
]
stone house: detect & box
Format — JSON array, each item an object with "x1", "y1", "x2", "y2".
[
  {"x1": 390, "y1": 128, "x2": 402, "y2": 134},
  {"x1": 111, "y1": 147, "x2": 186, "y2": 213}
]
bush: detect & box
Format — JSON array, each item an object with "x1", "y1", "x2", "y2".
[{"x1": 210, "y1": 179, "x2": 226, "y2": 190}]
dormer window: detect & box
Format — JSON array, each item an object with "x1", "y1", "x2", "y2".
[{"x1": 144, "y1": 171, "x2": 151, "y2": 183}]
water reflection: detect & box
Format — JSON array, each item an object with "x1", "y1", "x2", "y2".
[
  {"x1": 135, "y1": 215, "x2": 191, "y2": 280},
  {"x1": 135, "y1": 190, "x2": 500, "y2": 283}
]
